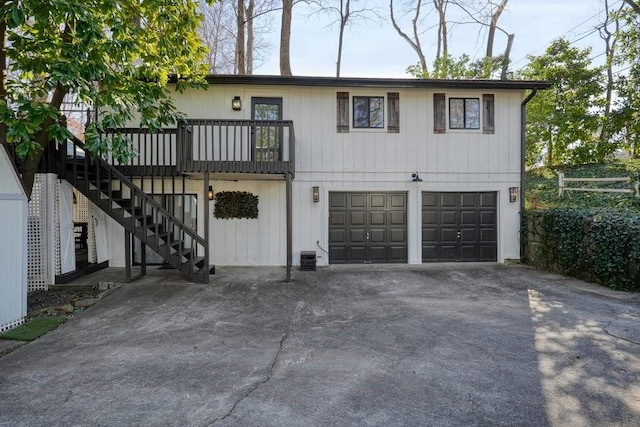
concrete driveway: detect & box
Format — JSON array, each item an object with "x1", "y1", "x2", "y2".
[{"x1": 1, "y1": 264, "x2": 639, "y2": 426}]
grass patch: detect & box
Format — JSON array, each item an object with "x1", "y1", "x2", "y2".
[{"x1": 0, "y1": 317, "x2": 67, "y2": 341}]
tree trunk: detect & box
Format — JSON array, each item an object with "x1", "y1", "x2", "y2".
[
  {"x1": 236, "y1": 0, "x2": 246, "y2": 75},
  {"x1": 246, "y1": 0, "x2": 254, "y2": 74},
  {"x1": 336, "y1": 0, "x2": 350, "y2": 77},
  {"x1": 280, "y1": 0, "x2": 293, "y2": 76},
  {"x1": 500, "y1": 33, "x2": 514, "y2": 80},
  {"x1": 390, "y1": 0, "x2": 428, "y2": 74},
  {"x1": 433, "y1": 0, "x2": 448, "y2": 61},
  {"x1": 486, "y1": 0, "x2": 508, "y2": 58}
]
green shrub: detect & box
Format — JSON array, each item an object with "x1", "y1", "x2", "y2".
[{"x1": 525, "y1": 208, "x2": 640, "y2": 291}]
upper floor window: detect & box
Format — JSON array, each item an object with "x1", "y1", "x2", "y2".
[
  {"x1": 449, "y1": 98, "x2": 480, "y2": 129},
  {"x1": 337, "y1": 92, "x2": 400, "y2": 133},
  {"x1": 434, "y1": 93, "x2": 495, "y2": 134},
  {"x1": 353, "y1": 96, "x2": 384, "y2": 128}
]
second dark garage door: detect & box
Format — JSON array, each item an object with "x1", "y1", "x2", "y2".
[
  {"x1": 329, "y1": 192, "x2": 407, "y2": 264},
  {"x1": 422, "y1": 192, "x2": 497, "y2": 262}
]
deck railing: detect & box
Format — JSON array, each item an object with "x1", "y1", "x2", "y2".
[{"x1": 101, "y1": 119, "x2": 295, "y2": 177}]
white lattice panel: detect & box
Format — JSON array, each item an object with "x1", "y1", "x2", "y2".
[
  {"x1": 27, "y1": 175, "x2": 50, "y2": 291},
  {"x1": 54, "y1": 179, "x2": 61, "y2": 276},
  {"x1": 73, "y1": 190, "x2": 89, "y2": 223}
]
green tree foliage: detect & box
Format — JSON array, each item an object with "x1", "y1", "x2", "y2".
[
  {"x1": 0, "y1": 0, "x2": 211, "y2": 195},
  {"x1": 518, "y1": 39, "x2": 606, "y2": 167},
  {"x1": 406, "y1": 53, "x2": 505, "y2": 79},
  {"x1": 611, "y1": 6, "x2": 640, "y2": 158}
]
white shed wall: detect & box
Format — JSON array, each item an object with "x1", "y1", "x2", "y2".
[{"x1": 0, "y1": 149, "x2": 28, "y2": 332}]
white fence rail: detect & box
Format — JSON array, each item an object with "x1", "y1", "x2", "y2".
[{"x1": 558, "y1": 172, "x2": 640, "y2": 196}]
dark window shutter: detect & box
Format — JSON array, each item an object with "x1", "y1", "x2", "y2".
[
  {"x1": 433, "y1": 93, "x2": 446, "y2": 134},
  {"x1": 337, "y1": 92, "x2": 349, "y2": 133},
  {"x1": 483, "y1": 94, "x2": 495, "y2": 134},
  {"x1": 387, "y1": 92, "x2": 400, "y2": 133}
]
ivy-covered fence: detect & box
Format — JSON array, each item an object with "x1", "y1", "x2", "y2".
[{"x1": 524, "y1": 209, "x2": 640, "y2": 291}]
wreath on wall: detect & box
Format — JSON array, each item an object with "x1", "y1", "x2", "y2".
[{"x1": 214, "y1": 191, "x2": 259, "y2": 219}]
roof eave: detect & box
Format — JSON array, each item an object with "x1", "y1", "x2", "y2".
[{"x1": 197, "y1": 74, "x2": 551, "y2": 90}]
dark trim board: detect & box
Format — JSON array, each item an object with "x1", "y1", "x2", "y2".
[
  {"x1": 329, "y1": 192, "x2": 408, "y2": 264},
  {"x1": 422, "y1": 192, "x2": 497, "y2": 262}
]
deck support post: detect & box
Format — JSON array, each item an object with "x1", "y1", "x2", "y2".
[{"x1": 286, "y1": 172, "x2": 293, "y2": 282}]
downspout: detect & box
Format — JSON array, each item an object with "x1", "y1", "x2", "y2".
[{"x1": 520, "y1": 88, "x2": 538, "y2": 261}]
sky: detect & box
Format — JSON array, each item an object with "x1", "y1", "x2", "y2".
[{"x1": 256, "y1": 0, "x2": 613, "y2": 78}]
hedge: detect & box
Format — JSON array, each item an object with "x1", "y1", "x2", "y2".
[{"x1": 524, "y1": 208, "x2": 640, "y2": 291}]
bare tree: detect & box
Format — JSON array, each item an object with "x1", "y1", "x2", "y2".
[
  {"x1": 390, "y1": 0, "x2": 429, "y2": 75},
  {"x1": 307, "y1": 0, "x2": 381, "y2": 77},
  {"x1": 198, "y1": 0, "x2": 275, "y2": 75},
  {"x1": 198, "y1": 1, "x2": 236, "y2": 73}
]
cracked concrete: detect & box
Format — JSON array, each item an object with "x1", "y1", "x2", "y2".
[{"x1": 1, "y1": 264, "x2": 639, "y2": 426}]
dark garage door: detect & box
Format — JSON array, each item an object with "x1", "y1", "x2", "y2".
[
  {"x1": 329, "y1": 192, "x2": 407, "y2": 264},
  {"x1": 422, "y1": 192, "x2": 497, "y2": 262}
]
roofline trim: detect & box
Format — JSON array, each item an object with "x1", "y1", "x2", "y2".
[{"x1": 191, "y1": 74, "x2": 551, "y2": 90}]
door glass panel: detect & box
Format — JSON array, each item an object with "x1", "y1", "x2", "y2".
[{"x1": 252, "y1": 98, "x2": 282, "y2": 161}]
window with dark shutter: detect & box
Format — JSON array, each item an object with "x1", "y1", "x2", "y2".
[
  {"x1": 337, "y1": 92, "x2": 349, "y2": 133},
  {"x1": 483, "y1": 94, "x2": 495, "y2": 134},
  {"x1": 387, "y1": 92, "x2": 400, "y2": 133},
  {"x1": 433, "y1": 93, "x2": 446, "y2": 134}
]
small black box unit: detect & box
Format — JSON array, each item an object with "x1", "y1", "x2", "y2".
[{"x1": 300, "y1": 251, "x2": 317, "y2": 271}]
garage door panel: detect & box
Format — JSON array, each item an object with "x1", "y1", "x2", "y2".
[
  {"x1": 349, "y1": 246, "x2": 366, "y2": 262},
  {"x1": 440, "y1": 246, "x2": 457, "y2": 261},
  {"x1": 369, "y1": 246, "x2": 386, "y2": 261},
  {"x1": 461, "y1": 193, "x2": 477, "y2": 207},
  {"x1": 460, "y1": 228, "x2": 476, "y2": 242},
  {"x1": 390, "y1": 211, "x2": 406, "y2": 225},
  {"x1": 350, "y1": 194, "x2": 366, "y2": 207},
  {"x1": 350, "y1": 229, "x2": 366, "y2": 243},
  {"x1": 422, "y1": 193, "x2": 437, "y2": 207},
  {"x1": 461, "y1": 245, "x2": 477, "y2": 260},
  {"x1": 389, "y1": 246, "x2": 407, "y2": 262},
  {"x1": 330, "y1": 212, "x2": 346, "y2": 226},
  {"x1": 423, "y1": 211, "x2": 437, "y2": 225},
  {"x1": 329, "y1": 247, "x2": 346, "y2": 263},
  {"x1": 329, "y1": 229, "x2": 346, "y2": 244},
  {"x1": 390, "y1": 229, "x2": 406, "y2": 243},
  {"x1": 369, "y1": 229, "x2": 386, "y2": 243},
  {"x1": 480, "y1": 228, "x2": 496, "y2": 241},
  {"x1": 330, "y1": 192, "x2": 407, "y2": 264},
  {"x1": 460, "y1": 210, "x2": 476, "y2": 225},
  {"x1": 422, "y1": 228, "x2": 437, "y2": 242},
  {"x1": 330, "y1": 193, "x2": 347, "y2": 208},
  {"x1": 370, "y1": 211, "x2": 386, "y2": 226},
  {"x1": 441, "y1": 211, "x2": 457, "y2": 225},
  {"x1": 350, "y1": 211, "x2": 366, "y2": 226},
  {"x1": 422, "y1": 191, "x2": 497, "y2": 262},
  {"x1": 480, "y1": 192, "x2": 496, "y2": 207},
  {"x1": 370, "y1": 194, "x2": 386, "y2": 208},
  {"x1": 441, "y1": 193, "x2": 457, "y2": 207},
  {"x1": 390, "y1": 194, "x2": 406, "y2": 208},
  {"x1": 441, "y1": 228, "x2": 457, "y2": 242}
]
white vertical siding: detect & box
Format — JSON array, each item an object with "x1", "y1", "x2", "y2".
[
  {"x1": 0, "y1": 149, "x2": 28, "y2": 332},
  {"x1": 120, "y1": 84, "x2": 527, "y2": 266}
]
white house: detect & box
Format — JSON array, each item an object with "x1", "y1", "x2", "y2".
[
  {"x1": 31, "y1": 75, "x2": 548, "y2": 284},
  {"x1": 0, "y1": 144, "x2": 28, "y2": 332}
]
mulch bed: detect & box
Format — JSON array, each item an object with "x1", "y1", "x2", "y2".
[{"x1": 27, "y1": 286, "x2": 104, "y2": 319}]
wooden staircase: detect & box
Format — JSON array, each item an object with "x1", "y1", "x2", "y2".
[{"x1": 56, "y1": 137, "x2": 209, "y2": 283}]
